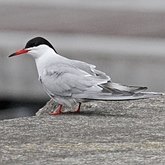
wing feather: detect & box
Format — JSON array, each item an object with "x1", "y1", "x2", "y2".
[
  {"x1": 40, "y1": 63, "x2": 109, "y2": 97},
  {"x1": 70, "y1": 59, "x2": 111, "y2": 80}
]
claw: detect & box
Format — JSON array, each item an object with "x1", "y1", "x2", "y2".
[{"x1": 49, "y1": 104, "x2": 63, "y2": 115}]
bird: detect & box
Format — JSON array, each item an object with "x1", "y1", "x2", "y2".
[{"x1": 9, "y1": 37, "x2": 162, "y2": 115}]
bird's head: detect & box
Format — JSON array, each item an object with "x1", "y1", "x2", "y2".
[{"x1": 9, "y1": 37, "x2": 57, "y2": 59}]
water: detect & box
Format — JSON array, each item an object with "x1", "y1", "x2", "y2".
[{"x1": 0, "y1": 100, "x2": 46, "y2": 120}]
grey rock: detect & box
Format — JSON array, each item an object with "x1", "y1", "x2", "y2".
[{"x1": 1, "y1": 96, "x2": 165, "y2": 165}]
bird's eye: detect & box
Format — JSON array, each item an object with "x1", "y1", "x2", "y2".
[
  {"x1": 30, "y1": 42, "x2": 39, "y2": 48},
  {"x1": 33, "y1": 42, "x2": 38, "y2": 46}
]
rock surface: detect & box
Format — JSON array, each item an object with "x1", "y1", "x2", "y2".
[{"x1": 1, "y1": 97, "x2": 165, "y2": 165}]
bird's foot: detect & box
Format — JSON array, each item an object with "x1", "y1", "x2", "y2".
[
  {"x1": 49, "y1": 104, "x2": 63, "y2": 115},
  {"x1": 49, "y1": 103, "x2": 81, "y2": 115}
]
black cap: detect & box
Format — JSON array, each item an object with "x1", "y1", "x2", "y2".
[{"x1": 25, "y1": 37, "x2": 58, "y2": 53}]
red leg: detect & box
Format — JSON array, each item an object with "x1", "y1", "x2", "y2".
[
  {"x1": 74, "y1": 103, "x2": 81, "y2": 113},
  {"x1": 49, "y1": 104, "x2": 63, "y2": 115}
]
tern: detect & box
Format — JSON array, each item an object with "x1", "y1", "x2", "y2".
[{"x1": 9, "y1": 37, "x2": 162, "y2": 115}]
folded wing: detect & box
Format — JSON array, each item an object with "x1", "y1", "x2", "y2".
[{"x1": 41, "y1": 62, "x2": 162, "y2": 102}]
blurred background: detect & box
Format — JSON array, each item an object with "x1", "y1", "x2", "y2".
[{"x1": 1, "y1": 0, "x2": 165, "y2": 119}]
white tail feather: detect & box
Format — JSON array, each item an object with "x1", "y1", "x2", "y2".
[{"x1": 74, "y1": 92, "x2": 163, "y2": 101}]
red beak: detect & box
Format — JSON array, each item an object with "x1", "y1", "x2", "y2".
[{"x1": 9, "y1": 49, "x2": 29, "y2": 57}]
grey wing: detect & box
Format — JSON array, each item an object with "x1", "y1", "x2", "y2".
[
  {"x1": 40, "y1": 63, "x2": 110, "y2": 98},
  {"x1": 70, "y1": 59, "x2": 111, "y2": 80},
  {"x1": 40, "y1": 63, "x2": 160, "y2": 102}
]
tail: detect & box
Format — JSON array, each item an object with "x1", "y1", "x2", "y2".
[
  {"x1": 74, "y1": 82, "x2": 163, "y2": 101},
  {"x1": 79, "y1": 91, "x2": 163, "y2": 101}
]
